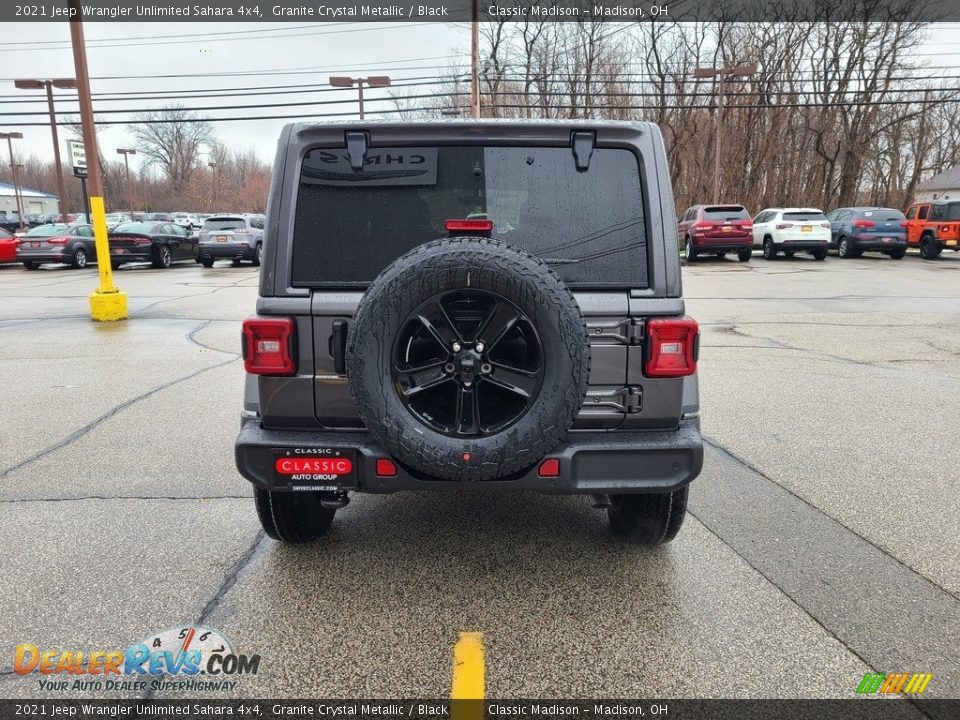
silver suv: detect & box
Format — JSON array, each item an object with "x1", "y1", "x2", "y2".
[
  {"x1": 235, "y1": 121, "x2": 703, "y2": 544},
  {"x1": 197, "y1": 214, "x2": 265, "y2": 267}
]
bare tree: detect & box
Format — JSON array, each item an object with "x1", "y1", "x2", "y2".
[{"x1": 128, "y1": 105, "x2": 213, "y2": 196}]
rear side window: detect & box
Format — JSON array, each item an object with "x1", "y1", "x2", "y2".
[
  {"x1": 783, "y1": 211, "x2": 826, "y2": 221},
  {"x1": 203, "y1": 217, "x2": 247, "y2": 230},
  {"x1": 291, "y1": 145, "x2": 647, "y2": 288},
  {"x1": 931, "y1": 203, "x2": 960, "y2": 221},
  {"x1": 703, "y1": 205, "x2": 749, "y2": 221}
]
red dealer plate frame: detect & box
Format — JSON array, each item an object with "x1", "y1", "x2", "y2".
[{"x1": 272, "y1": 448, "x2": 358, "y2": 490}]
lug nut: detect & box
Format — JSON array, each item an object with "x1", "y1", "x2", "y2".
[
  {"x1": 475, "y1": 342, "x2": 485, "y2": 352},
  {"x1": 481, "y1": 363, "x2": 492, "y2": 374},
  {"x1": 444, "y1": 363, "x2": 456, "y2": 373},
  {"x1": 464, "y1": 380, "x2": 472, "y2": 387},
  {"x1": 452, "y1": 342, "x2": 462, "y2": 352}
]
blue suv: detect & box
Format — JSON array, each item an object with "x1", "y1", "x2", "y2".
[{"x1": 826, "y1": 207, "x2": 907, "y2": 259}]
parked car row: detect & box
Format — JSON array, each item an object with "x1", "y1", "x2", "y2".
[
  {"x1": 680, "y1": 199, "x2": 960, "y2": 262},
  {"x1": 0, "y1": 212, "x2": 265, "y2": 270}
]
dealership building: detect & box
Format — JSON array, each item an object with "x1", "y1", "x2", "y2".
[{"x1": 0, "y1": 180, "x2": 60, "y2": 216}]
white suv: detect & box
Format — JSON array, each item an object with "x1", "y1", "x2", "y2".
[
  {"x1": 752, "y1": 208, "x2": 830, "y2": 260},
  {"x1": 172, "y1": 213, "x2": 199, "y2": 231}
]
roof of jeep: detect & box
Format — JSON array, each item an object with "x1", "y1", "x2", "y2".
[{"x1": 285, "y1": 119, "x2": 658, "y2": 140}]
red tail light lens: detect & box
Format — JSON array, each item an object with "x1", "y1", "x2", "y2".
[
  {"x1": 445, "y1": 219, "x2": 493, "y2": 234},
  {"x1": 645, "y1": 316, "x2": 699, "y2": 378},
  {"x1": 776, "y1": 223, "x2": 794, "y2": 230},
  {"x1": 853, "y1": 219, "x2": 876, "y2": 228},
  {"x1": 46, "y1": 237, "x2": 68, "y2": 245},
  {"x1": 900, "y1": 220, "x2": 910, "y2": 228},
  {"x1": 538, "y1": 458, "x2": 560, "y2": 477},
  {"x1": 242, "y1": 316, "x2": 295, "y2": 376},
  {"x1": 741, "y1": 222, "x2": 753, "y2": 230},
  {"x1": 375, "y1": 459, "x2": 398, "y2": 477},
  {"x1": 693, "y1": 222, "x2": 713, "y2": 230}
]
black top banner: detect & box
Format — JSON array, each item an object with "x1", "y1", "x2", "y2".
[
  {"x1": 5, "y1": 0, "x2": 960, "y2": 23},
  {"x1": 0, "y1": 700, "x2": 958, "y2": 720}
]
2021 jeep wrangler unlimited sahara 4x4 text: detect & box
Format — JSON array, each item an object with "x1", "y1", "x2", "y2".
[{"x1": 235, "y1": 121, "x2": 703, "y2": 544}]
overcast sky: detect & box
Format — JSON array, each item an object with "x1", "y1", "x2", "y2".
[
  {"x1": 4, "y1": 22, "x2": 959, "y2": 172},
  {"x1": 2, "y1": 22, "x2": 469, "y2": 168}
]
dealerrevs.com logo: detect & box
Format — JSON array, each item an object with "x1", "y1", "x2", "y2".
[{"x1": 14, "y1": 626, "x2": 261, "y2": 692}]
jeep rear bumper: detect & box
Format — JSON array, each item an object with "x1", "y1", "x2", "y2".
[{"x1": 235, "y1": 416, "x2": 703, "y2": 495}]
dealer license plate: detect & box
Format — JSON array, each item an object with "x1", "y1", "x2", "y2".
[
  {"x1": 272, "y1": 448, "x2": 358, "y2": 490},
  {"x1": 801, "y1": 225, "x2": 812, "y2": 232},
  {"x1": 216, "y1": 235, "x2": 228, "y2": 242}
]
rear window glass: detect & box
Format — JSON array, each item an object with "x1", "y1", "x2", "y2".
[
  {"x1": 930, "y1": 203, "x2": 960, "y2": 221},
  {"x1": 203, "y1": 218, "x2": 246, "y2": 231},
  {"x1": 292, "y1": 146, "x2": 647, "y2": 288},
  {"x1": 26, "y1": 224, "x2": 69, "y2": 236},
  {"x1": 703, "y1": 206, "x2": 749, "y2": 220},
  {"x1": 113, "y1": 223, "x2": 155, "y2": 234},
  {"x1": 859, "y1": 209, "x2": 905, "y2": 221},
  {"x1": 783, "y1": 211, "x2": 826, "y2": 221}
]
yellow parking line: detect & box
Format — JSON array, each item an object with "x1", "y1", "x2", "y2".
[{"x1": 451, "y1": 631, "x2": 485, "y2": 700}]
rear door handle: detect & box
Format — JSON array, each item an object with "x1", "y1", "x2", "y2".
[{"x1": 331, "y1": 319, "x2": 348, "y2": 374}]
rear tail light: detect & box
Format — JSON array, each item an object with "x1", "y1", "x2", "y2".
[
  {"x1": 741, "y1": 222, "x2": 753, "y2": 230},
  {"x1": 900, "y1": 221, "x2": 910, "y2": 228},
  {"x1": 645, "y1": 316, "x2": 699, "y2": 378},
  {"x1": 242, "y1": 316, "x2": 296, "y2": 376},
  {"x1": 820, "y1": 222, "x2": 831, "y2": 229},
  {"x1": 693, "y1": 222, "x2": 713, "y2": 230},
  {"x1": 47, "y1": 237, "x2": 68, "y2": 245},
  {"x1": 853, "y1": 219, "x2": 876, "y2": 228},
  {"x1": 776, "y1": 223, "x2": 794, "y2": 229}
]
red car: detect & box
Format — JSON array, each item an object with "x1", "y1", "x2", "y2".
[
  {"x1": 678, "y1": 204, "x2": 754, "y2": 262},
  {"x1": 0, "y1": 228, "x2": 19, "y2": 264}
]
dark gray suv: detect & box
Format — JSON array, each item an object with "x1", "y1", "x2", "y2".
[{"x1": 235, "y1": 121, "x2": 703, "y2": 544}]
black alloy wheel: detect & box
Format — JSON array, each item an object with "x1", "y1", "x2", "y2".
[{"x1": 391, "y1": 289, "x2": 544, "y2": 438}]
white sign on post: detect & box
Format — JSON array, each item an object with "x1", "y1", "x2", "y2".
[{"x1": 67, "y1": 139, "x2": 87, "y2": 177}]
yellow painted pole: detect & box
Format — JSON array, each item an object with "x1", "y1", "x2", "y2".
[{"x1": 69, "y1": 0, "x2": 127, "y2": 321}]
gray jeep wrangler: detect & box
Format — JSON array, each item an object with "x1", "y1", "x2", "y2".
[{"x1": 235, "y1": 120, "x2": 703, "y2": 544}]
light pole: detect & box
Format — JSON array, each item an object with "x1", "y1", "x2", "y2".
[
  {"x1": 68, "y1": 0, "x2": 127, "y2": 321},
  {"x1": 117, "y1": 148, "x2": 136, "y2": 212},
  {"x1": 14, "y1": 78, "x2": 76, "y2": 222},
  {"x1": 693, "y1": 62, "x2": 756, "y2": 204},
  {"x1": 0, "y1": 131, "x2": 26, "y2": 232},
  {"x1": 328, "y1": 76, "x2": 391, "y2": 119}
]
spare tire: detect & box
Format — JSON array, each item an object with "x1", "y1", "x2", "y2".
[{"x1": 346, "y1": 237, "x2": 589, "y2": 482}]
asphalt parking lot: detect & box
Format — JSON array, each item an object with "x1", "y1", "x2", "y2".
[{"x1": 1, "y1": 251, "x2": 958, "y2": 700}]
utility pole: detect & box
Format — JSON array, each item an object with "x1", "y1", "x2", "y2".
[
  {"x1": 471, "y1": 0, "x2": 480, "y2": 118},
  {"x1": 15, "y1": 78, "x2": 76, "y2": 222},
  {"x1": 0, "y1": 132, "x2": 25, "y2": 232},
  {"x1": 693, "y1": 63, "x2": 756, "y2": 204},
  {"x1": 68, "y1": 0, "x2": 127, "y2": 322},
  {"x1": 328, "y1": 76, "x2": 391, "y2": 120},
  {"x1": 208, "y1": 161, "x2": 217, "y2": 210},
  {"x1": 117, "y1": 148, "x2": 136, "y2": 212}
]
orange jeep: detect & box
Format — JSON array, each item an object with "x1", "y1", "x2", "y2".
[{"x1": 903, "y1": 201, "x2": 960, "y2": 259}]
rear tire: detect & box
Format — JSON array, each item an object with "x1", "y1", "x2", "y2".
[
  {"x1": 200, "y1": 258, "x2": 215, "y2": 268},
  {"x1": 812, "y1": 249, "x2": 827, "y2": 261},
  {"x1": 152, "y1": 245, "x2": 173, "y2": 269},
  {"x1": 607, "y1": 487, "x2": 689, "y2": 545},
  {"x1": 23, "y1": 261, "x2": 40, "y2": 270},
  {"x1": 737, "y1": 249, "x2": 752, "y2": 262},
  {"x1": 72, "y1": 247, "x2": 88, "y2": 269},
  {"x1": 920, "y1": 234, "x2": 942, "y2": 259},
  {"x1": 762, "y1": 237, "x2": 777, "y2": 260},
  {"x1": 837, "y1": 237, "x2": 855, "y2": 258},
  {"x1": 890, "y1": 248, "x2": 906, "y2": 260},
  {"x1": 252, "y1": 243, "x2": 262, "y2": 267},
  {"x1": 684, "y1": 237, "x2": 697, "y2": 261},
  {"x1": 254, "y1": 488, "x2": 336, "y2": 542}
]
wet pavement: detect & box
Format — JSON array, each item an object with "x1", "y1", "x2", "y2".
[{"x1": 0, "y1": 250, "x2": 958, "y2": 699}]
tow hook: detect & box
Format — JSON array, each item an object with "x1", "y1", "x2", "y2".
[
  {"x1": 320, "y1": 491, "x2": 350, "y2": 510},
  {"x1": 591, "y1": 494, "x2": 611, "y2": 509}
]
